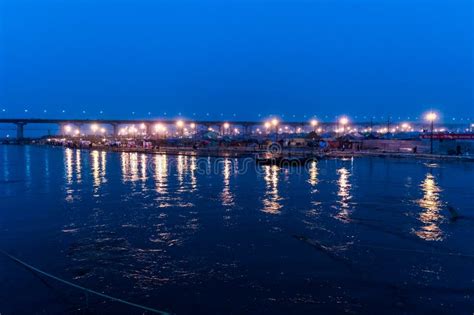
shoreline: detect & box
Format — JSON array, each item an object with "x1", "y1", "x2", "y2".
[{"x1": 3, "y1": 143, "x2": 473, "y2": 162}]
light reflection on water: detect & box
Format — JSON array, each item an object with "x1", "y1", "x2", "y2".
[
  {"x1": 3, "y1": 147, "x2": 474, "y2": 314},
  {"x1": 414, "y1": 173, "x2": 444, "y2": 241},
  {"x1": 262, "y1": 165, "x2": 283, "y2": 214},
  {"x1": 65, "y1": 148, "x2": 73, "y2": 184},
  {"x1": 308, "y1": 160, "x2": 319, "y2": 187},
  {"x1": 154, "y1": 154, "x2": 168, "y2": 195},
  {"x1": 335, "y1": 167, "x2": 353, "y2": 222},
  {"x1": 221, "y1": 158, "x2": 235, "y2": 207}
]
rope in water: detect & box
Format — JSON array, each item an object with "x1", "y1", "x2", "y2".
[{"x1": 0, "y1": 250, "x2": 170, "y2": 315}]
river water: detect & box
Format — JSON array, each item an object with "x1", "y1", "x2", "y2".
[{"x1": 0, "y1": 145, "x2": 473, "y2": 314}]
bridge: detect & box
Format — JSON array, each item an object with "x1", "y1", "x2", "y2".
[
  {"x1": 0, "y1": 118, "x2": 340, "y2": 139},
  {"x1": 0, "y1": 118, "x2": 465, "y2": 140}
]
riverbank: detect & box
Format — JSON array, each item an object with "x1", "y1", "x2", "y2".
[{"x1": 12, "y1": 143, "x2": 473, "y2": 162}]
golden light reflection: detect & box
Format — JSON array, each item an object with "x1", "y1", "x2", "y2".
[
  {"x1": 221, "y1": 159, "x2": 234, "y2": 206},
  {"x1": 121, "y1": 152, "x2": 128, "y2": 181},
  {"x1": 140, "y1": 154, "x2": 148, "y2": 182},
  {"x1": 262, "y1": 165, "x2": 282, "y2": 214},
  {"x1": 121, "y1": 152, "x2": 139, "y2": 182},
  {"x1": 177, "y1": 155, "x2": 184, "y2": 186},
  {"x1": 335, "y1": 167, "x2": 352, "y2": 222},
  {"x1": 154, "y1": 154, "x2": 168, "y2": 194},
  {"x1": 308, "y1": 160, "x2": 319, "y2": 187},
  {"x1": 100, "y1": 151, "x2": 107, "y2": 179},
  {"x1": 414, "y1": 173, "x2": 444, "y2": 241},
  {"x1": 65, "y1": 148, "x2": 73, "y2": 184},
  {"x1": 130, "y1": 153, "x2": 139, "y2": 182},
  {"x1": 75, "y1": 150, "x2": 82, "y2": 183},
  {"x1": 189, "y1": 156, "x2": 197, "y2": 190},
  {"x1": 91, "y1": 150, "x2": 100, "y2": 187}
]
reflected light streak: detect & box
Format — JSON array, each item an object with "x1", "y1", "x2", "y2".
[
  {"x1": 100, "y1": 151, "x2": 107, "y2": 179},
  {"x1": 154, "y1": 154, "x2": 168, "y2": 194},
  {"x1": 121, "y1": 152, "x2": 139, "y2": 182},
  {"x1": 91, "y1": 150, "x2": 100, "y2": 187},
  {"x1": 415, "y1": 173, "x2": 444, "y2": 241},
  {"x1": 308, "y1": 160, "x2": 319, "y2": 187},
  {"x1": 190, "y1": 156, "x2": 197, "y2": 190},
  {"x1": 75, "y1": 150, "x2": 82, "y2": 183},
  {"x1": 262, "y1": 165, "x2": 282, "y2": 214},
  {"x1": 140, "y1": 154, "x2": 148, "y2": 182},
  {"x1": 177, "y1": 155, "x2": 184, "y2": 186},
  {"x1": 335, "y1": 167, "x2": 352, "y2": 222},
  {"x1": 130, "y1": 153, "x2": 139, "y2": 182},
  {"x1": 65, "y1": 148, "x2": 73, "y2": 184},
  {"x1": 221, "y1": 159, "x2": 234, "y2": 206}
]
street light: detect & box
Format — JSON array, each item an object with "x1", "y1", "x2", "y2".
[
  {"x1": 310, "y1": 119, "x2": 318, "y2": 132},
  {"x1": 339, "y1": 116, "x2": 349, "y2": 135},
  {"x1": 425, "y1": 112, "x2": 437, "y2": 154},
  {"x1": 176, "y1": 120, "x2": 184, "y2": 136},
  {"x1": 223, "y1": 122, "x2": 230, "y2": 135},
  {"x1": 91, "y1": 124, "x2": 99, "y2": 135}
]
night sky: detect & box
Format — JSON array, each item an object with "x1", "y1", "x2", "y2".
[{"x1": 1, "y1": 0, "x2": 472, "y2": 121}]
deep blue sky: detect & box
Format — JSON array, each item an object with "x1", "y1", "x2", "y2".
[{"x1": 1, "y1": 0, "x2": 472, "y2": 121}]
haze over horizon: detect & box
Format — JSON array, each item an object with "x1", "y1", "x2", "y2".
[{"x1": 1, "y1": 0, "x2": 473, "y2": 121}]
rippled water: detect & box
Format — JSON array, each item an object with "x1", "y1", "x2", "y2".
[{"x1": 1, "y1": 145, "x2": 473, "y2": 314}]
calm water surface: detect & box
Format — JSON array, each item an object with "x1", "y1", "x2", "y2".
[{"x1": 1, "y1": 145, "x2": 473, "y2": 314}]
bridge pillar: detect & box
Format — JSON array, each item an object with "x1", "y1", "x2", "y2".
[
  {"x1": 111, "y1": 123, "x2": 119, "y2": 138},
  {"x1": 144, "y1": 123, "x2": 151, "y2": 136},
  {"x1": 16, "y1": 122, "x2": 26, "y2": 140},
  {"x1": 244, "y1": 125, "x2": 253, "y2": 136}
]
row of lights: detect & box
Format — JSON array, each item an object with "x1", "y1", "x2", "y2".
[
  {"x1": 3, "y1": 107, "x2": 469, "y2": 121},
  {"x1": 62, "y1": 112, "x2": 441, "y2": 136}
]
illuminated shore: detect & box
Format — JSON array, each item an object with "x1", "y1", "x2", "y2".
[{"x1": 29, "y1": 142, "x2": 474, "y2": 161}]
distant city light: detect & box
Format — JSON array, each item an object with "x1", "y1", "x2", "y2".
[
  {"x1": 176, "y1": 120, "x2": 184, "y2": 128},
  {"x1": 271, "y1": 118, "x2": 279, "y2": 126},
  {"x1": 64, "y1": 125, "x2": 72, "y2": 133},
  {"x1": 190, "y1": 123, "x2": 196, "y2": 129},
  {"x1": 310, "y1": 119, "x2": 318, "y2": 127},
  {"x1": 223, "y1": 122, "x2": 230, "y2": 129},
  {"x1": 339, "y1": 117, "x2": 349, "y2": 125},
  {"x1": 264, "y1": 122, "x2": 271, "y2": 129}
]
